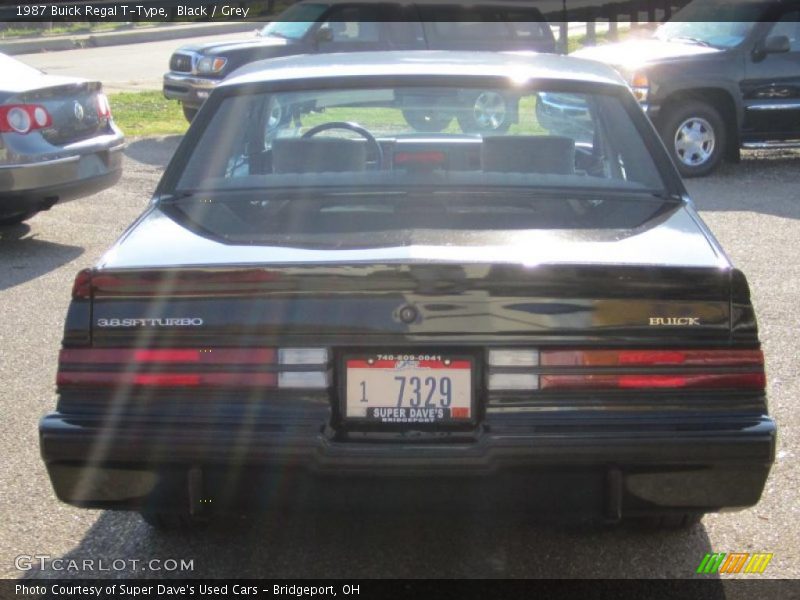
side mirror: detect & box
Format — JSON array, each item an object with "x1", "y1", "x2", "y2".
[
  {"x1": 763, "y1": 34, "x2": 791, "y2": 54},
  {"x1": 314, "y1": 26, "x2": 334, "y2": 46},
  {"x1": 752, "y1": 35, "x2": 790, "y2": 61}
]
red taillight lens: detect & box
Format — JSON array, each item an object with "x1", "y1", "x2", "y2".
[
  {"x1": 57, "y1": 371, "x2": 278, "y2": 388},
  {"x1": 95, "y1": 93, "x2": 112, "y2": 120},
  {"x1": 58, "y1": 347, "x2": 279, "y2": 388},
  {"x1": 0, "y1": 104, "x2": 52, "y2": 134},
  {"x1": 540, "y1": 372, "x2": 766, "y2": 390},
  {"x1": 538, "y1": 348, "x2": 765, "y2": 390},
  {"x1": 541, "y1": 349, "x2": 764, "y2": 368},
  {"x1": 71, "y1": 268, "x2": 94, "y2": 300},
  {"x1": 60, "y1": 348, "x2": 276, "y2": 365},
  {"x1": 57, "y1": 347, "x2": 330, "y2": 389},
  {"x1": 488, "y1": 348, "x2": 765, "y2": 392},
  {"x1": 394, "y1": 151, "x2": 446, "y2": 166}
]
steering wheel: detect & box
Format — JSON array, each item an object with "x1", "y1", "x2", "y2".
[{"x1": 301, "y1": 121, "x2": 384, "y2": 169}]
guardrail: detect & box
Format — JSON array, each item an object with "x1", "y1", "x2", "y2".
[{"x1": 544, "y1": 0, "x2": 691, "y2": 52}]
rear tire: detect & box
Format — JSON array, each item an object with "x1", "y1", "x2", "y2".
[
  {"x1": 658, "y1": 100, "x2": 726, "y2": 178},
  {"x1": 402, "y1": 108, "x2": 453, "y2": 133},
  {"x1": 0, "y1": 211, "x2": 37, "y2": 226},
  {"x1": 457, "y1": 90, "x2": 512, "y2": 134},
  {"x1": 182, "y1": 105, "x2": 199, "y2": 123},
  {"x1": 625, "y1": 513, "x2": 704, "y2": 531}
]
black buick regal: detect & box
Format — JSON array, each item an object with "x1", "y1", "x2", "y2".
[{"x1": 40, "y1": 51, "x2": 776, "y2": 530}]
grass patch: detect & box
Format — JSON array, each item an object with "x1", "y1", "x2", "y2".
[
  {"x1": 270, "y1": 96, "x2": 547, "y2": 136},
  {"x1": 566, "y1": 26, "x2": 637, "y2": 54},
  {"x1": 110, "y1": 91, "x2": 187, "y2": 137},
  {"x1": 107, "y1": 91, "x2": 549, "y2": 140}
]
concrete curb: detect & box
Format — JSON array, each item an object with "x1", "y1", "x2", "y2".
[
  {"x1": 0, "y1": 22, "x2": 258, "y2": 55},
  {"x1": 0, "y1": 37, "x2": 76, "y2": 54}
]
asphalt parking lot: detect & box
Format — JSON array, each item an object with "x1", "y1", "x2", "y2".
[{"x1": 0, "y1": 139, "x2": 798, "y2": 579}]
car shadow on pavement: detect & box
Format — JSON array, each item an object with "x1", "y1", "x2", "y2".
[
  {"x1": 687, "y1": 152, "x2": 800, "y2": 220},
  {"x1": 22, "y1": 508, "x2": 725, "y2": 582},
  {"x1": 0, "y1": 225, "x2": 83, "y2": 292},
  {"x1": 125, "y1": 136, "x2": 184, "y2": 167}
]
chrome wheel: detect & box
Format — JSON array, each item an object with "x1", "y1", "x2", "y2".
[
  {"x1": 401, "y1": 108, "x2": 452, "y2": 132},
  {"x1": 472, "y1": 91, "x2": 507, "y2": 131},
  {"x1": 674, "y1": 117, "x2": 716, "y2": 167}
]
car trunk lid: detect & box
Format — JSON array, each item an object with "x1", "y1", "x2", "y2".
[
  {"x1": 9, "y1": 80, "x2": 108, "y2": 146},
  {"x1": 82, "y1": 203, "x2": 740, "y2": 345},
  {"x1": 78, "y1": 262, "x2": 737, "y2": 346}
]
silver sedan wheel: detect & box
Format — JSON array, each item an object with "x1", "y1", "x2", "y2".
[
  {"x1": 674, "y1": 117, "x2": 716, "y2": 167},
  {"x1": 472, "y1": 91, "x2": 507, "y2": 130}
]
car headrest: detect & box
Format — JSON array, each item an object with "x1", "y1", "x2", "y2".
[
  {"x1": 481, "y1": 136, "x2": 576, "y2": 175},
  {"x1": 271, "y1": 138, "x2": 367, "y2": 174}
]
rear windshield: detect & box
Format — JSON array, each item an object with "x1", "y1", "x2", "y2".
[
  {"x1": 176, "y1": 84, "x2": 664, "y2": 193},
  {"x1": 168, "y1": 83, "x2": 669, "y2": 244}
]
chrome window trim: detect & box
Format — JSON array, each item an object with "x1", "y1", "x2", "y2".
[{"x1": 746, "y1": 102, "x2": 800, "y2": 111}]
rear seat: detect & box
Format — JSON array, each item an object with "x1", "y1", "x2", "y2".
[
  {"x1": 481, "y1": 135, "x2": 576, "y2": 175},
  {"x1": 271, "y1": 138, "x2": 367, "y2": 173}
]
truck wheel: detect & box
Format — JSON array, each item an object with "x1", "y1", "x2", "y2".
[
  {"x1": 457, "y1": 91, "x2": 511, "y2": 134},
  {"x1": 625, "y1": 512, "x2": 704, "y2": 530},
  {"x1": 182, "y1": 105, "x2": 199, "y2": 123},
  {"x1": 659, "y1": 100, "x2": 726, "y2": 177},
  {"x1": 0, "y1": 211, "x2": 37, "y2": 226},
  {"x1": 402, "y1": 109, "x2": 453, "y2": 133}
]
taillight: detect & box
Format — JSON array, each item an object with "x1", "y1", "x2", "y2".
[
  {"x1": 58, "y1": 371, "x2": 278, "y2": 388},
  {"x1": 0, "y1": 104, "x2": 52, "y2": 134},
  {"x1": 95, "y1": 93, "x2": 112, "y2": 120},
  {"x1": 540, "y1": 349, "x2": 764, "y2": 368},
  {"x1": 71, "y1": 268, "x2": 94, "y2": 299},
  {"x1": 60, "y1": 348, "x2": 277, "y2": 364},
  {"x1": 539, "y1": 372, "x2": 766, "y2": 390},
  {"x1": 487, "y1": 348, "x2": 765, "y2": 391},
  {"x1": 57, "y1": 347, "x2": 330, "y2": 390},
  {"x1": 394, "y1": 151, "x2": 446, "y2": 167}
]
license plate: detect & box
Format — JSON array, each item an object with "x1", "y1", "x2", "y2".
[
  {"x1": 345, "y1": 354, "x2": 472, "y2": 424},
  {"x1": 77, "y1": 154, "x2": 106, "y2": 177}
]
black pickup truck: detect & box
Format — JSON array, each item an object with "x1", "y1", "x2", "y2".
[
  {"x1": 163, "y1": 0, "x2": 555, "y2": 132},
  {"x1": 572, "y1": 0, "x2": 800, "y2": 177}
]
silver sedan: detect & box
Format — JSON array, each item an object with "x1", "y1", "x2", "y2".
[{"x1": 0, "y1": 53, "x2": 124, "y2": 226}]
